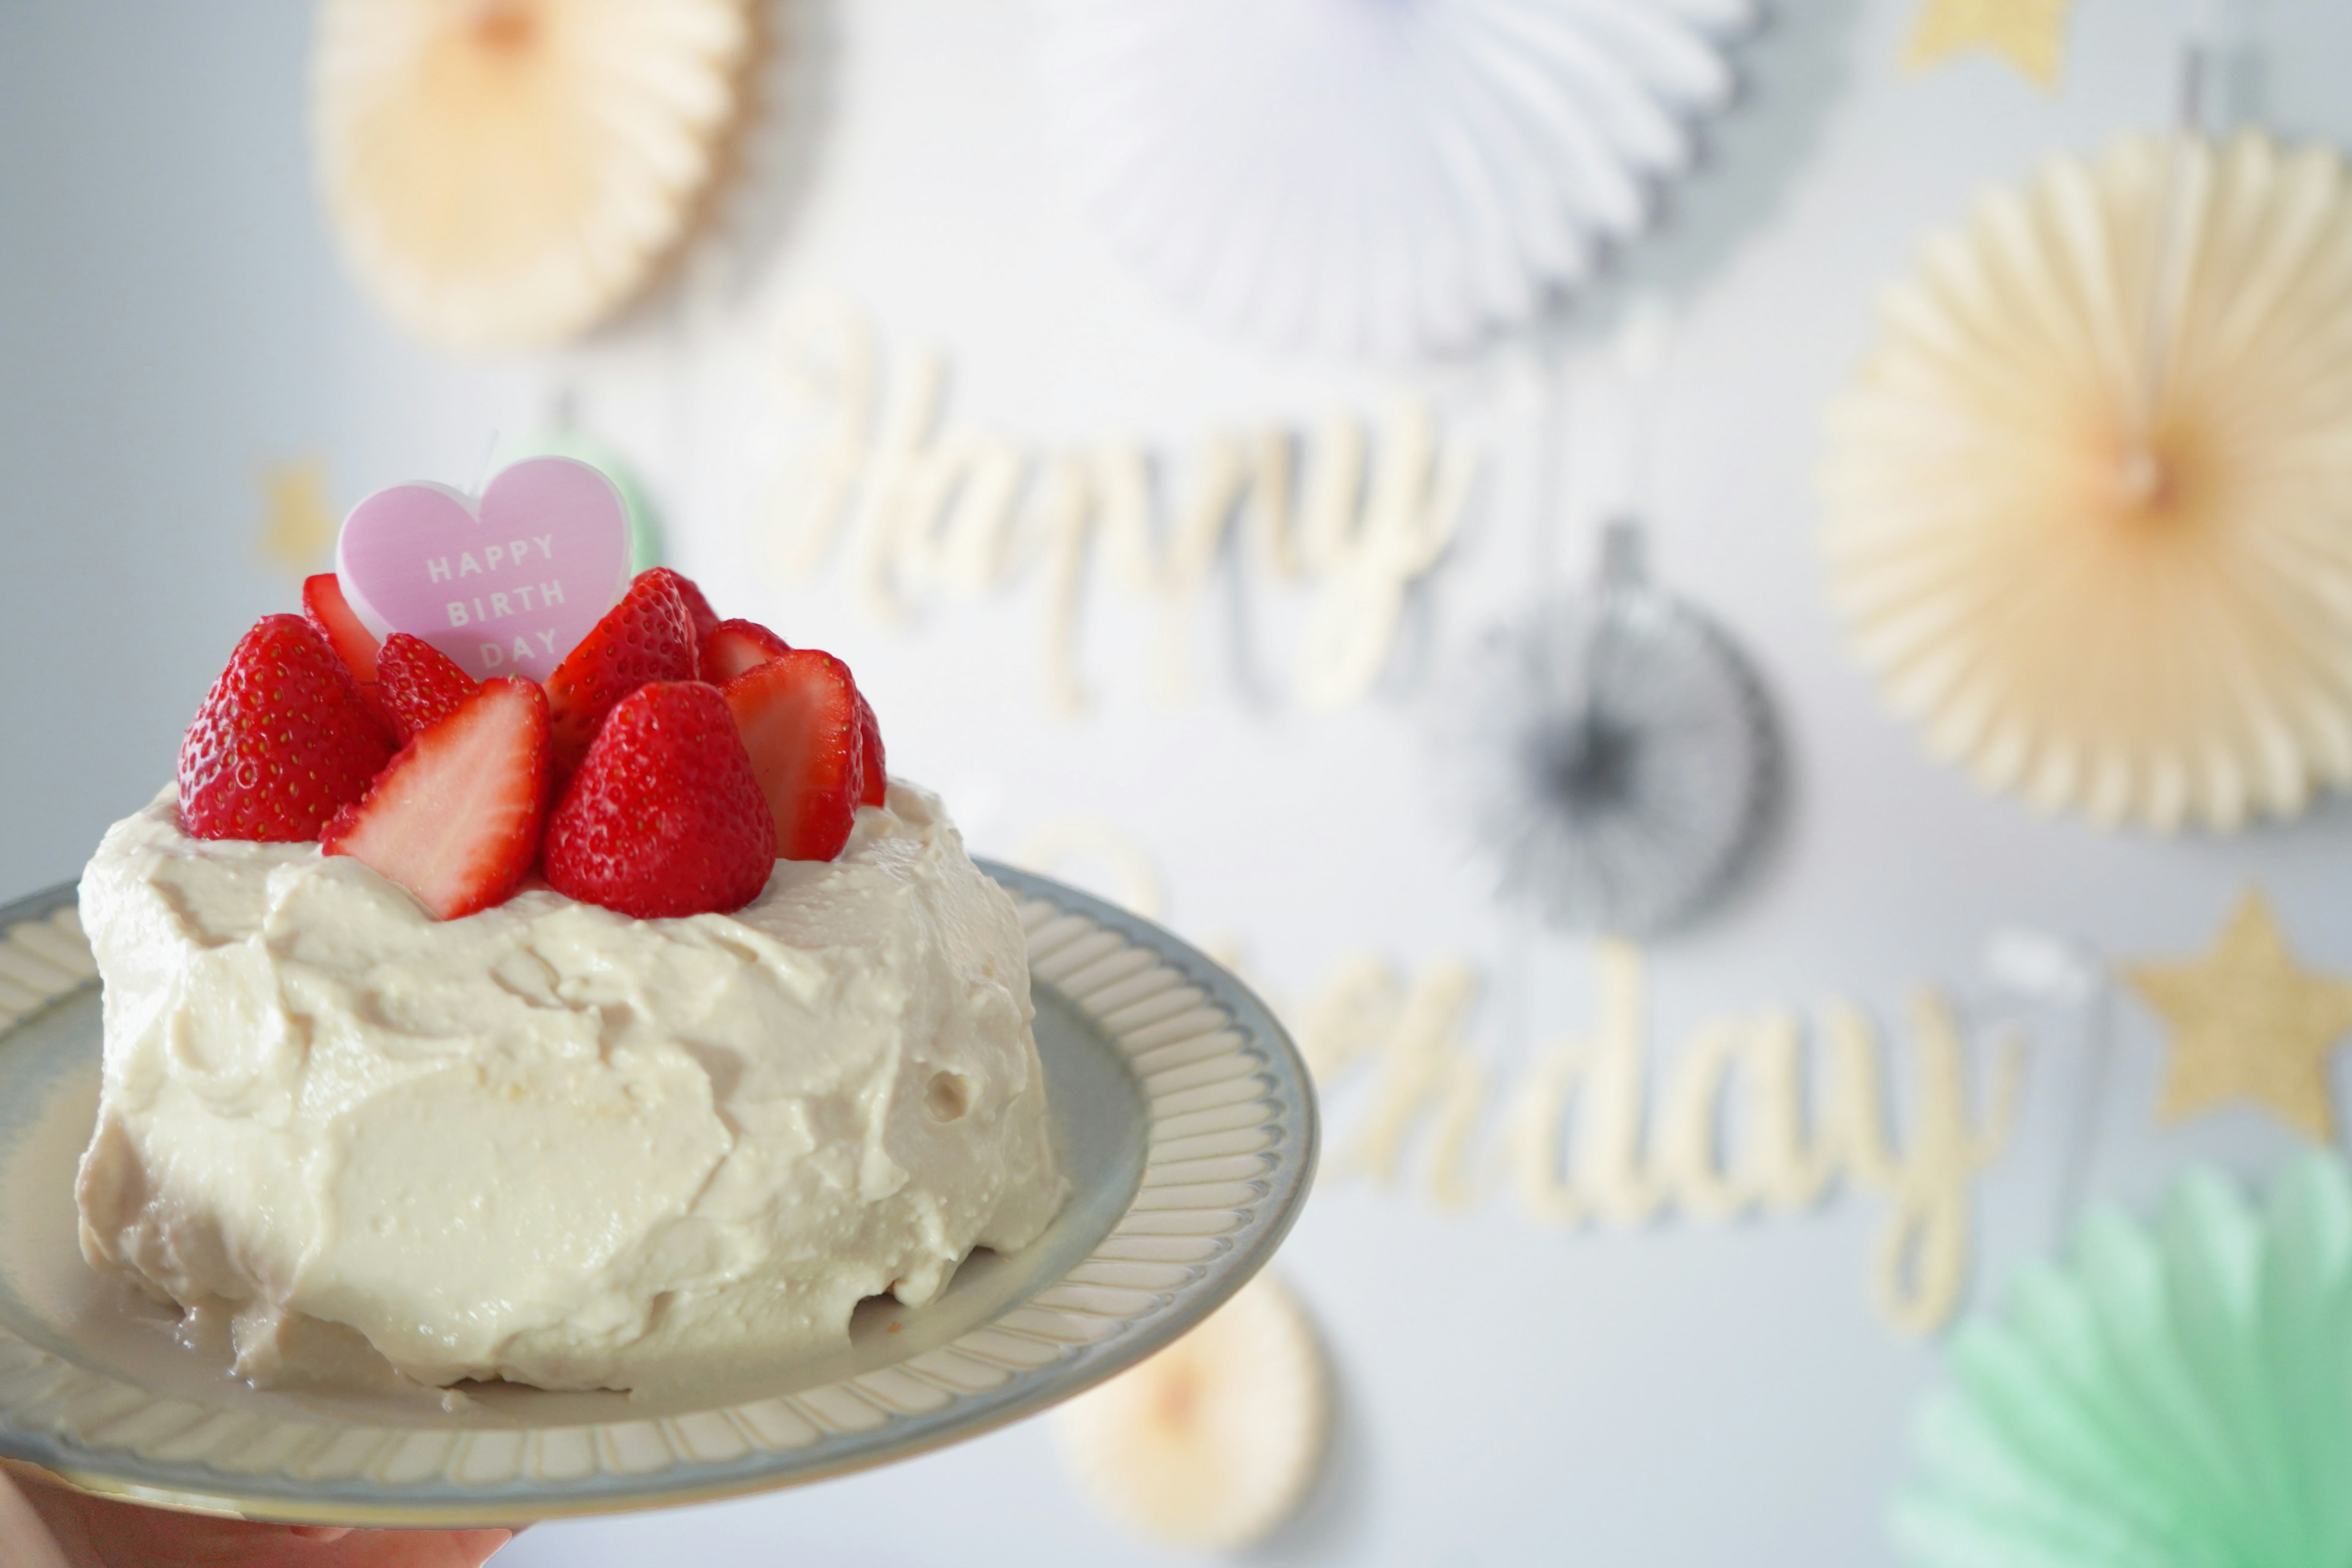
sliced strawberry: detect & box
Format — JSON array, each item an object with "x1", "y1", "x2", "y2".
[
  {"x1": 542, "y1": 682, "x2": 775, "y2": 918},
  {"x1": 702, "y1": 618, "x2": 792, "y2": 685},
  {"x1": 854, "y1": 688, "x2": 887, "y2": 807},
  {"x1": 179, "y1": 614, "x2": 395, "y2": 842},
  {"x1": 375, "y1": 633, "x2": 478, "y2": 742},
  {"x1": 303, "y1": 571, "x2": 395, "y2": 735},
  {"x1": 323, "y1": 678, "x2": 552, "y2": 919},
  {"x1": 638, "y1": 568, "x2": 720, "y2": 649},
  {"x1": 723, "y1": 650, "x2": 865, "y2": 861},
  {"x1": 543, "y1": 570, "x2": 698, "y2": 771},
  {"x1": 303, "y1": 573, "x2": 380, "y2": 685}
]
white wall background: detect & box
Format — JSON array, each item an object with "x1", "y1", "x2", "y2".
[{"x1": 6, "y1": 2, "x2": 2352, "y2": 1564}]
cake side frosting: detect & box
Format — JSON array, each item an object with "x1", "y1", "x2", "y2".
[{"x1": 75, "y1": 780, "x2": 1067, "y2": 1392}]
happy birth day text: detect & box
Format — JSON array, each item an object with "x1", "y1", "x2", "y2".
[{"x1": 428, "y1": 535, "x2": 570, "y2": 672}]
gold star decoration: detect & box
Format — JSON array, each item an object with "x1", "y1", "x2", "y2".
[
  {"x1": 2125, "y1": 889, "x2": 2352, "y2": 1142},
  {"x1": 1904, "y1": 0, "x2": 2078, "y2": 89},
  {"x1": 258, "y1": 458, "x2": 336, "y2": 577}
]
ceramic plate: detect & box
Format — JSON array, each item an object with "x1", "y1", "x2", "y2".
[{"x1": 0, "y1": 864, "x2": 1316, "y2": 1526}]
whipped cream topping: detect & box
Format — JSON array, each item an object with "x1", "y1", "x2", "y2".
[{"x1": 75, "y1": 782, "x2": 1066, "y2": 1392}]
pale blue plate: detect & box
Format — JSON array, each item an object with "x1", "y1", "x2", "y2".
[{"x1": 0, "y1": 866, "x2": 1315, "y2": 1525}]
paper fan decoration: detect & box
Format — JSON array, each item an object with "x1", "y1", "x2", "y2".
[
  {"x1": 1056, "y1": 1273, "x2": 1330, "y2": 1550},
  {"x1": 1438, "y1": 521, "x2": 1777, "y2": 937},
  {"x1": 1035, "y1": 0, "x2": 1757, "y2": 359},
  {"x1": 1904, "y1": 0, "x2": 2079, "y2": 88},
  {"x1": 313, "y1": 0, "x2": 753, "y2": 352},
  {"x1": 1895, "y1": 1155, "x2": 2352, "y2": 1567},
  {"x1": 1822, "y1": 130, "x2": 2352, "y2": 833}
]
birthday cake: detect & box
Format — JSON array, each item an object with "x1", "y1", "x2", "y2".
[{"x1": 72, "y1": 459, "x2": 1066, "y2": 1392}]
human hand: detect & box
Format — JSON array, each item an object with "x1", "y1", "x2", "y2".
[{"x1": 1, "y1": 1468, "x2": 513, "y2": 1567}]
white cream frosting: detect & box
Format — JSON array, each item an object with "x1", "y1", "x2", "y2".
[{"x1": 74, "y1": 781, "x2": 1066, "y2": 1392}]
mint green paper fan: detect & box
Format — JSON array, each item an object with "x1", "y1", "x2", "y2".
[{"x1": 1896, "y1": 1155, "x2": 2352, "y2": 1567}]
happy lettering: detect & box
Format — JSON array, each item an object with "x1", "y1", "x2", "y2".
[
  {"x1": 422, "y1": 535, "x2": 560, "y2": 582},
  {"x1": 760, "y1": 293, "x2": 1479, "y2": 718}
]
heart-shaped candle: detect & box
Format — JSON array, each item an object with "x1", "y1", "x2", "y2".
[{"x1": 335, "y1": 458, "x2": 631, "y2": 682}]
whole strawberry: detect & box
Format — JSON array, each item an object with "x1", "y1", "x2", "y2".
[
  {"x1": 638, "y1": 567, "x2": 720, "y2": 649},
  {"x1": 178, "y1": 615, "x2": 395, "y2": 841},
  {"x1": 376, "y1": 633, "x2": 479, "y2": 742},
  {"x1": 543, "y1": 681, "x2": 776, "y2": 918},
  {"x1": 544, "y1": 569, "x2": 698, "y2": 771}
]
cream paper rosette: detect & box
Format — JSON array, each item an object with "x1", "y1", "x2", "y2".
[
  {"x1": 313, "y1": 0, "x2": 752, "y2": 353},
  {"x1": 1821, "y1": 130, "x2": 2352, "y2": 832},
  {"x1": 1055, "y1": 1273, "x2": 1330, "y2": 1550}
]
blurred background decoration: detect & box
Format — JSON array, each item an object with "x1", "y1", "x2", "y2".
[
  {"x1": 1034, "y1": 0, "x2": 1758, "y2": 358},
  {"x1": 753, "y1": 290, "x2": 1484, "y2": 717},
  {"x1": 255, "y1": 455, "x2": 339, "y2": 575},
  {"x1": 1896, "y1": 1156, "x2": 2352, "y2": 1568},
  {"x1": 1055, "y1": 1273, "x2": 1333, "y2": 1551},
  {"x1": 313, "y1": 0, "x2": 755, "y2": 350},
  {"x1": 1905, "y1": 0, "x2": 2080, "y2": 87},
  {"x1": 1439, "y1": 304, "x2": 1779, "y2": 939},
  {"x1": 1442, "y1": 519, "x2": 1778, "y2": 937},
  {"x1": 1821, "y1": 128, "x2": 2352, "y2": 834},
  {"x1": 2124, "y1": 887, "x2": 2352, "y2": 1142}
]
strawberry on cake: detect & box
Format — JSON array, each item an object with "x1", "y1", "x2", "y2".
[{"x1": 74, "y1": 556, "x2": 1066, "y2": 1392}]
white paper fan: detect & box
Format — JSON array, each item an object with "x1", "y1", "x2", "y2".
[
  {"x1": 313, "y1": 0, "x2": 753, "y2": 353},
  {"x1": 1822, "y1": 130, "x2": 2352, "y2": 833},
  {"x1": 1055, "y1": 1273, "x2": 1330, "y2": 1550},
  {"x1": 1035, "y1": 0, "x2": 1757, "y2": 359}
]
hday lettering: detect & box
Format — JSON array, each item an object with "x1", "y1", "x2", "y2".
[
  {"x1": 1306, "y1": 941, "x2": 2020, "y2": 1336},
  {"x1": 511, "y1": 636, "x2": 533, "y2": 662},
  {"x1": 535, "y1": 630, "x2": 558, "y2": 655},
  {"x1": 540, "y1": 579, "x2": 565, "y2": 606},
  {"x1": 479, "y1": 642, "x2": 505, "y2": 668}
]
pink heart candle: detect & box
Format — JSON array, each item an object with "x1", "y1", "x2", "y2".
[{"x1": 335, "y1": 458, "x2": 632, "y2": 683}]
